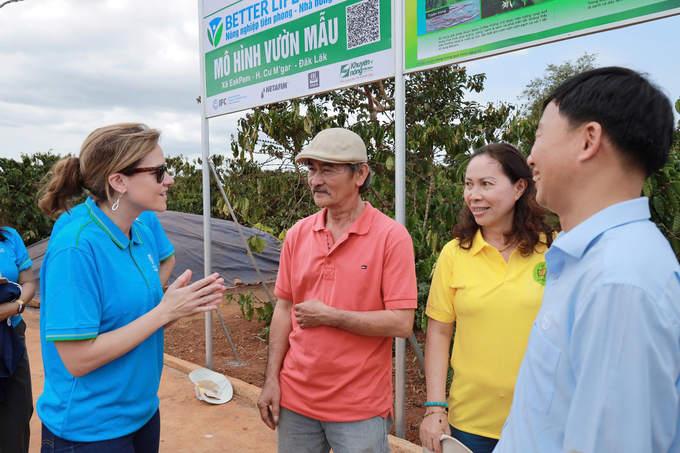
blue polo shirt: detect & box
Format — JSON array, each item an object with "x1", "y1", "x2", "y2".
[
  {"x1": 50, "y1": 197, "x2": 175, "y2": 261},
  {"x1": 0, "y1": 226, "x2": 33, "y2": 327},
  {"x1": 38, "y1": 202, "x2": 165, "y2": 442},
  {"x1": 495, "y1": 198, "x2": 680, "y2": 453}
]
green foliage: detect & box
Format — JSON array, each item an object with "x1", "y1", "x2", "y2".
[
  {"x1": 165, "y1": 154, "x2": 227, "y2": 218},
  {"x1": 0, "y1": 152, "x2": 63, "y2": 245},
  {"x1": 647, "y1": 100, "x2": 680, "y2": 258},
  {"x1": 415, "y1": 282, "x2": 431, "y2": 333},
  {"x1": 237, "y1": 291, "x2": 256, "y2": 321},
  {"x1": 235, "y1": 291, "x2": 274, "y2": 340},
  {"x1": 247, "y1": 236, "x2": 268, "y2": 254},
  {"x1": 513, "y1": 53, "x2": 598, "y2": 154}
]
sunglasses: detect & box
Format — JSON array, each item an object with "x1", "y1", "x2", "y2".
[{"x1": 120, "y1": 164, "x2": 168, "y2": 183}]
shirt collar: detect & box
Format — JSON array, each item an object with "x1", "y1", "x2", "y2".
[
  {"x1": 86, "y1": 201, "x2": 144, "y2": 249},
  {"x1": 469, "y1": 229, "x2": 490, "y2": 256},
  {"x1": 552, "y1": 197, "x2": 650, "y2": 259},
  {"x1": 312, "y1": 201, "x2": 376, "y2": 236}
]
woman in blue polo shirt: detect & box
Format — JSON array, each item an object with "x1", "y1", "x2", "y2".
[
  {"x1": 0, "y1": 223, "x2": 36, "y2": 453},
  {"x1": 37, "y1": 123, "x2": 226, "y2": 453}
]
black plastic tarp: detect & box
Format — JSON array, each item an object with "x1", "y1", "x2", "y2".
[{"x1": 28, "y1": 211, "x2": 280, "y2": 300}]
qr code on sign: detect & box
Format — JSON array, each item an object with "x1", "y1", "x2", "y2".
[{"x1": 346, "y1": 0, "x2": 381, "y2": 50}]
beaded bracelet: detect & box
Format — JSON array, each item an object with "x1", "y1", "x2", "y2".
[
  {"x1": 423, "y1": 411, "x2": 447, "y2": 418},
  {"x1": 424, "y1": 402, "x2": 448, "y2": 408}
]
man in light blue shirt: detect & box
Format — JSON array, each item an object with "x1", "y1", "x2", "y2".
[{"x1": 495, "y1": 67, "x2": 680, "y2": 453}]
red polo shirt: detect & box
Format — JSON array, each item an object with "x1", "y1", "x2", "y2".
[{"x1": 275, "y1": 202, "x2": 418, "y2": 422}]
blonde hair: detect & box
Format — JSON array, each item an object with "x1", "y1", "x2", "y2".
[{"x1": 39, "y1": 123, "x2": 161, "y2": 218}]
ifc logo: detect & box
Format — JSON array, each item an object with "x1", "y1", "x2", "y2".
[
  {"x1": 213, "y1": 99, "x2": 219, "y2": 110},
  {"x1": 207, "y1": 17, "x2": 223, "y2": 47}
]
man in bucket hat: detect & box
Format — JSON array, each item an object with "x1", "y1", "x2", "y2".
[{"x1": 257, "y1": 128, "x2": 418, "y2": 452}]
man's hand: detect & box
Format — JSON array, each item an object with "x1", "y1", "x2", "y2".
[
  {"x1": 257, "y1": 379, "x2": 282, "y2": 430},
  {"x1": 294, "y1": 299, "x2": 332, "y2": 329}
]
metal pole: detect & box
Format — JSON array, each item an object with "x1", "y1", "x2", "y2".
[
  {"x1": 208, "y1": 162, "x2": 276, "y2": 306},
  {"x1": 216, "y1": 309, "x2": 243, "y2": 365},
  {"x1": 197, "y1": 0, "x2": 213, "y2": 370},
  {"x1": 393, "y1": 0, "x2": 407, "y2": 439},
  {"x1": 409, "y1": 331, "x2": 425, "y2": 372}
]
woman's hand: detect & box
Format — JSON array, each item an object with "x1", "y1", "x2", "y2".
[
  {"x1": 55, "y1": 270, "x2": 227, "y2": 377},
  {"x1": 420, "y1": 411, "x2": 450, "y2": 453},
  {"x1": 158, "y1": 270, "x2": 226, "y2": 324}
]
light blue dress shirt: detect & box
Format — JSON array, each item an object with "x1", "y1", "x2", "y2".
[
  {"x1": 50, "y1": 197, "x2": 175, "y2": 261},
  {"x1": 495, "y1": 197, "x2": 680, "y2": 453}
]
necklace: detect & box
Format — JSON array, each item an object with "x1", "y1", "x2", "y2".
[{"x1": 497, "y1": 240, "x2": 516, "y2": 253}]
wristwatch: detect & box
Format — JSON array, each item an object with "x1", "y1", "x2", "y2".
[{"x1": 16, "y1": 301, "x2": 25, "y2": 315}]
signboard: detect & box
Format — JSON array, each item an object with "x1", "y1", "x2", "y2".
[
  {"x1": 405, "y1": 0, "x2": 680, "y2": 73},
  {"x1": 203, "y1": 0, "x2": 393, "y2": 116}
]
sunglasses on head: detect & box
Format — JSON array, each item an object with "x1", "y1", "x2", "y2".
[{"x1": 119, "y1": 164, "x2": 168, "y2": 183}]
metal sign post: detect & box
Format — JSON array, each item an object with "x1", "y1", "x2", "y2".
[
  {"x1": 197, "y1": 0, "x2": 214, "y2": 370},
  {"x1": 393, "y1": 0, "x2": 407, "y2": 439}
]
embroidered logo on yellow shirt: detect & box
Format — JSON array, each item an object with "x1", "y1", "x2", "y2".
[{"x1": 533, "y1": 261, "x2": 547, "y2": 286}]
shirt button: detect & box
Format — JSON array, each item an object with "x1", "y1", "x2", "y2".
[
  {"x1": 325, "y1": 259, "x2": 331, "y2": 266},
  {"x1": 551, "y1": 273, "x2": 557, "y2": 280}
]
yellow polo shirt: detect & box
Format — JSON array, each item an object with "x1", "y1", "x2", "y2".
[{"x1": 426, "y1": 230, "x2": 549, "y2": 439}]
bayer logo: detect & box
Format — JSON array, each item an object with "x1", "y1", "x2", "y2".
[{"x1": 213, "y1": 99, "x2": 219, "y2": 110}]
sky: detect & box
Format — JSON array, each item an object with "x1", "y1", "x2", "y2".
[{"x1": 0, "y1": 1, "x2": 678, "y2": 163}]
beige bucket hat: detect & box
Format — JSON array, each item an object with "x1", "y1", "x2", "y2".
[
  {"x1": 189, "y1": 368, "x2": 233, "y2": 405},
  {"x1": 295, "y1": 128, "x2": 367, "y2": 164}
]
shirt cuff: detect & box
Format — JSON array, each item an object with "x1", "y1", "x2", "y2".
[
  {"x1": 44, "y1": 326, "x2": 99, "y2": 341},
  {"x1": 274, "y1": 286, "x2": 293, "y2": 302},
  {"x1": 384, "y1": 298, "x2": 418, "y2": 310},
  {"x1": 425, "y1": 306, "x2": 455, "y2": 324}
]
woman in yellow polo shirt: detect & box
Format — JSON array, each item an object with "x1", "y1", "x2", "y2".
[{"x1": 420, "y1": 143, "x2": 556, "y2": 453}]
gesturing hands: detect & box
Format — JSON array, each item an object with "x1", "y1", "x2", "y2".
[
  {"x1": 159, "y1": 270, "x2": 226, "y2": 324},
  {"x1": 293, "y1": 298, "x2": 332, "y2": 329}
]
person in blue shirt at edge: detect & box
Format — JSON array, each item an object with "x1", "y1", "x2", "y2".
[
  {"x1": 493, "y1": 67, "x2": 680, "y2": 453},
  {"x1": 0, "y1": 222, "x2": 36, "y2": 453},
  {"x1": 50, "y1": 198, "x2": 176, "y2": 288},
  {"x1": 37, "y1": 123, "x2": 227, "y2": 453}
]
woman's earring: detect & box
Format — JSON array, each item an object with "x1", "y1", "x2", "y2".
[{"x1": 112, "y1": 193, "x2": 123, "y2": 211}]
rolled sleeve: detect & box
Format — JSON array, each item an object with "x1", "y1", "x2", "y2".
[
  {"x1": 565, "y1": 282, "x2": 680, "y2": 453},
  {"x1": 43, "y1": 248, "x2": 102, "y2": 341},
  {"x1": 274, "y1": 232, "x2": 294, "y2": 302},
  {"x1": 11, "y1": 229, "x2": 33, "y2": 271},
  {"x1": 381, "y1": 228, "x2": 417, "y2": 310}
]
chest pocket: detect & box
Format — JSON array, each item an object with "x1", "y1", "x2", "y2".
[{"x1": 524, "y1": 323, "x2": 561, "y2": 415}]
